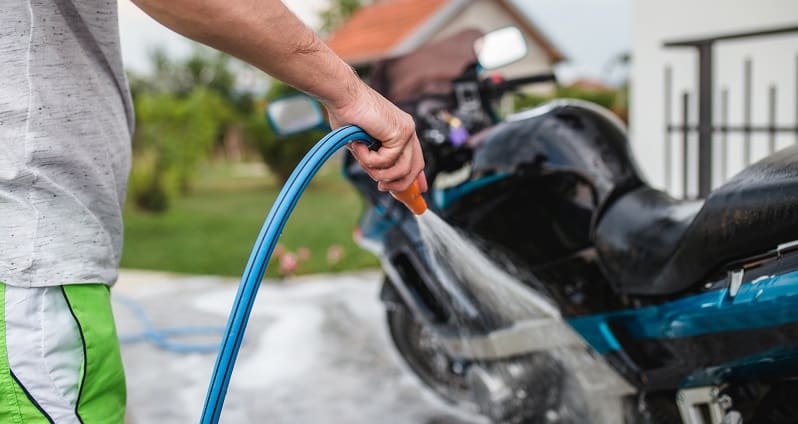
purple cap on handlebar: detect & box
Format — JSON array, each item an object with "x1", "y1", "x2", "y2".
[{"x1": 449, "y1": 126, "x2": 469, "y2": 146}]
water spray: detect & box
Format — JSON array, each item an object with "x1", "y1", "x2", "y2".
[{"x1": 200, "y1": 125, "x2": 423, "y2": 423}]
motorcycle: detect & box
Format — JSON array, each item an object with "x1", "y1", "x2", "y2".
[{"x1": 267, "y1": 27, "x2": 798, "y2": 424}]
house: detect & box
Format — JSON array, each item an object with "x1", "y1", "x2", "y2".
[
  {"x1": 325, "y1": 0, "x2": 564, "y2": 83},
  {"x1": 630, "y1": 0, "x2": 798, "y2": 199}
]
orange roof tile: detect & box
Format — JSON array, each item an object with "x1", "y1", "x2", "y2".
[{"x1": 326, "y1": 0, "x2": 450, "y2": 64}]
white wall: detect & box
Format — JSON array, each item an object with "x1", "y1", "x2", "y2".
[{"x1": 631, "y1": 0, "x2": 798, "y2": 197}]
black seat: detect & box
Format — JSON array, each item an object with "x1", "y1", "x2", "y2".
[{"x1": 595, "y1": 145, "x2": 798, "y2": 295}]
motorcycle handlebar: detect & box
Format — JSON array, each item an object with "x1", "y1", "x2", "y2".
[{"x1": 492, "y1": 73, "x2": 557, "y2": 93}]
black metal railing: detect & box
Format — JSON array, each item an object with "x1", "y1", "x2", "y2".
[{"x1": 663, "y1": 25, "x2": 798, "y2": 198}]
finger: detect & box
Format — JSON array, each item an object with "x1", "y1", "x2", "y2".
[
  {"x1": 351, "y1": 142, "x2": 403, "y2": 171},
  {"x1": 416, "y1": 171, "x2": 428, "y2": 193},
  {"x1": 379, "y1": 172, "x2": 418, "y2": 192},
  {"x1": 347, "y1": 143, "x2": 364, "y2": 167},
  {"x1": 349, "y1": 140, "x2": 369, "y2": 158},
  {"x1": 361, "y1": 115, "x2": 414, "y2": 169},
  {"x1": 410, "y1": 140, "x2": 427, "y2": 192},
  {"x1": 379, "y1": 151, "x2": 425, "y2": 192},
  {"x1": 350, "y1": 142, "x2": 398, "y2": 171},
  {"x1": 366, "y1": 146, "x2": 404, "y2": 170},
  {"x1": 367, "y1": 146, "x2": 414, "y2": 183}
]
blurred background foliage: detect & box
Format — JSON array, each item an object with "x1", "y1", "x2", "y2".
[
  {"x1": 129, "y1": 48, "x2": 243, "y2": 211},
  {"x1": 318, "y1": 0, "x2": 372, "y2": 36},
  {"x1": 127, "y1": 47, "x2": 332, "y2": 212},
  {"x1": 512, "y1": 83, "x2": 629, "y2": 122},
  {"x1": 123, "y1": 45, "x2": 377, "y2": 277}
]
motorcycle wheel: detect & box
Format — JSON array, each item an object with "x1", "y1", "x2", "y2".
[
  {"x1": 386, "y1": 303, "x2": 591, "y2": 424},
  {"x1": 386, "y1": 304, "x2": 480, "y2": 412}
]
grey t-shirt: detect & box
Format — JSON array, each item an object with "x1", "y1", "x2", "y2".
[{"x1": 0, "y1": 1, "x2": 133, "y2": 287}]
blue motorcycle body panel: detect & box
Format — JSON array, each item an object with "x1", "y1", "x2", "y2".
[
  {"x1": 570, "y1": 270, "x2": 798, "y2": 355},
  {"x1": 568, "y1": 270, "x2": 798, "y2": 387}
]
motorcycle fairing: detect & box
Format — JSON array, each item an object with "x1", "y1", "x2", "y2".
[
  {"x1": 681, "y1": 345, "x2": 798, "y2": 388},
  {"x1": 432, "y1": 172, "x2": 510, "y2": 210},
  {"x1": 569, "y1": 266, "x2": 798, "y2": 389}
]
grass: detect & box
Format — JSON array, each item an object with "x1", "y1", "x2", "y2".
[{"x1": 120, "y1": 158, "x2": 379, "y2": 278}]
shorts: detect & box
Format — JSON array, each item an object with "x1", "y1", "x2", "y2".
[{"x1": 0, "y1": 283, "x2": 126, "y2": 423}]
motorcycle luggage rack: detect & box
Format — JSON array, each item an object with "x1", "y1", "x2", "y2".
[{"x1": 676, "y1": 386, "x2": 738, "y2": 424}]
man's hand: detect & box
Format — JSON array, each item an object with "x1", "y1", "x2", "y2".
[
  {"x1": 326, "y1": 80, "x2": 427, "y2": 193},
  {"x1": 131, "y1": 0, "x2": 426, "y2": 193}
]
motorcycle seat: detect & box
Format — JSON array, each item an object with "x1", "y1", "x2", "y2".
[{"x1": 595, "y1": 145, "x2": 798, "y2": 295}]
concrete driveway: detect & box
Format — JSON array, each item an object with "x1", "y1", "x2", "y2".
[{"x1": 113, "y1": 270, "x2": 486, "y2": 424}]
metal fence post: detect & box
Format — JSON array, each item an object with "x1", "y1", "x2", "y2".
[{"x1": 696, "y1": 42, "x2": 713, "y2": 197}]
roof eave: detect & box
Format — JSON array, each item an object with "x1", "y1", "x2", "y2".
[{"x1": 389, "y1": 0, "x2": 472, "y2": 57}]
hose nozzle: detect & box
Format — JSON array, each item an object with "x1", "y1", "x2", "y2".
[{"x1": 391, "y1": 181, "x2": 427, "y2": 215}]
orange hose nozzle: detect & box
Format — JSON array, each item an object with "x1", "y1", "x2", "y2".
[{"x1": 390, "y1": 181, "x2": 427, "y2": 215}]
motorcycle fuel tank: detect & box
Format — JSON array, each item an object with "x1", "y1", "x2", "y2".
[
  {"x1": 472, "y1": 99, "x2": 644, "y2": 217},
  {"x1": 441, "y1": 100, "x2": 644, "y2": 268}
]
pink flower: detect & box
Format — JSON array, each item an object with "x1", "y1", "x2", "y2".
[
  {"x1": 279, "y1": 252, "x2": 299, "y2": 276},
  {"x1": 297, "y1": 247, "x2": 311, "y2": 262},
  {"x1": 327, "y1": 245, "x2": 344, "y2": 267},
  {"x1": 273, "y1": 244, "x2": 286, "y2": 259}
]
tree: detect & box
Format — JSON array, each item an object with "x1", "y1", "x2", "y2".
[
  {"x1": 130, "y1": 87, "x2": 235, "y2": 211},
  {"x1": 318, "y1": 0, "x2": 369, "y2": 35},
  {"x1": 128, "y1": 47, "x2": 255, "y2": 212}
]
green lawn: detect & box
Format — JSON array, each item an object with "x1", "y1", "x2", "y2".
[{"x1": 120, "y1": 159, "x2": 379, "y2": 277}]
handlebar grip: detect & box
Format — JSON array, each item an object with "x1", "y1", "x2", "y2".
[{"x1": 504, "y1": 73, "x2": 557, "y2": 88}]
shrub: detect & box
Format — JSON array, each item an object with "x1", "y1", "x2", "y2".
[
  {"x1": 129, "y1": 87, "x2": 234, "y2": 211},
  {"x1": 513, "y1": 84, "x2": 627, "y2": 123},
  {"x1": 247, "y1": 82, "x2": 327, "y2": 183}
]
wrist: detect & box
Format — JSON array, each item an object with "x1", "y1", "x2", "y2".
[{"x1": 321, "y1": 64, "x2": 368, "y2": 114}]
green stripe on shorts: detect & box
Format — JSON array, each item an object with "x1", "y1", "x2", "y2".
[{"x1": 0, "y1": 283, "x2": 126, "y2": 423}]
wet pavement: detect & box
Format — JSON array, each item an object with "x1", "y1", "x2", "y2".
[{"x1": 114, "y1": 270, "x2": 486, "y2": 424}]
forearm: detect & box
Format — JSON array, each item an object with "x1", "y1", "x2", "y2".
[{"x1": 131, "y1": 0, "x2": 361, "y2": 109}]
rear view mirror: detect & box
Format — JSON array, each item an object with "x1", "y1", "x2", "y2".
[
  {"x1": 474, "y1": 26, "x2": 528, "y2": 70},
  {"x1": 266, "y1": 95, "x2": 326, "y2": 136}
]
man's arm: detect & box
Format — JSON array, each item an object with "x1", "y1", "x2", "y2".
[{"x1": 131, "y1": 0, "x2": 426, "y2": 192}]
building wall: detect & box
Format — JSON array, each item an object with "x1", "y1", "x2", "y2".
[
  {"x1": 631, "y1": 0, "x2": 798, "y2": 197},
  {"x1": 432, "y1": 0, "x2": 555, "y2": 89}
]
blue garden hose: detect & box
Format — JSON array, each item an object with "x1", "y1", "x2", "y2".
[
  {"x1": 200, "y1": 125, "x2": 377, "y2": 424},
  {"x1": 114, "y1": 293, "x2": 225, "y2": 354}
]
